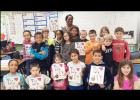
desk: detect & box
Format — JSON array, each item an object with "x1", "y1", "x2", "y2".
[{"x1": 0, "y1": 51, "x2": 18, "y2": 59}]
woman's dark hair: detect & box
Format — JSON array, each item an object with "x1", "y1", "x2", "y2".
[{"x1": 65, "y1": 14, "x2": 73, "y2": 21}]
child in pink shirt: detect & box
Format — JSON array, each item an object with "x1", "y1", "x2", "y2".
[
  {"x1": 113, "y1": 60, "x2": 139, "y2": 90},
  {"x1": 22, "y1": 30, "x2": 33, "y2": 75},
  {"x1": 50, "y1": 53, "x2": 68, "y2": 90}
]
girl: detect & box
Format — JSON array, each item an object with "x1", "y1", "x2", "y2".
[
  {"x1": 67, "y1": 49, "x2": 86, "y2": 90},
  {"x1": 50, "y1": 53, "x2": 68, "y2": 90},
  {"x1": 70, "y1": 26, "x2": 80, "y2": 42},
  {"x1": 23, "y1": 30, "x2": 33, "y2": 75},
  {"x1": 54, "y1": 30, "x2": 64, "y2": 54},
  {"x1": 61, "y1": 32, "x2": 75, "y2": 63},
  {"x1": 25, "y1": 62, "x2": 51, "y2": 90},
  {"x1": 113, "y1": 59, "x2": 139, "y2": 90},
  {"x1": 3, "y1": 59, "x2": 25, "y2": 90},
  {"x1": 98, "y1": 26, "x2": 110, "y2": 44}
]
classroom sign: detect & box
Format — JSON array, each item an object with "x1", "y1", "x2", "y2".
[
  {"x1": 75, "y1": 42, "x2": 86, "y2": 55},
  {"x1": 89, "y1": 66, "x2": 105, "y2": 84},
  {"x1": 52, "y1": 63, "x2": 66, "y2": 80},
  {"x1": 68, "y1": 66, "x2": 82, "y2": 83},
  {"x1": 4, "y1": 76, "x2": 21, "y2": 90}
]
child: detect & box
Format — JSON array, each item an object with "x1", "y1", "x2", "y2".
[
  {"x1": 102, "y1": 34, "x2": 114, "y2": 71},
  {"x1": 70, "y1": 26, "x2": 80, "y2": 42},
  {"x1": 98, "y1": 26, "x2": 110, "y2": 43},
  {"x1": 84, "y1": 50, "x2": 113, "y2": 90},
  {"x1": 85, "y1": 30, "x2": 101, "y2": 64},
  {"x1": 74, "y1": 30, "x2": 88, "y2": 62},
  {"x1": 61, "y1": 32, "x2": 75, "y2": 63},
  {"x1": 54, "y1": 30, "x2": 64, "y2": 54},
  {"x1": 42, "y1": 27, "x2": 55, "y2": 73},
  {"x1": 22, "y1": 30, "x2": 33, "y2": 75},
  {"x1": 112, "y1": 27, "x2": 130, "y2": 76},
  {"x1": 30, "y1": 32, "x2": 48, "y2": 75},
  {"x1": 79, "y1": 30, "x2": 88, "y2": 42},
  {"x1": 113, "y1": 59, "x2": 139, "y2": 90},
  {"x1": 42, "y1": 27, "x2": 55, "y2": 46},
  {"x1": 3, "y1": 59, "x2": 25, "y2": 90},
  {"x1": 25, "y1": 62, "x2": 51, "y2": 90},
  {"x1": 102, "y1": 34, "x2": 114, "y2": 89},
  {"x1": 67, "y1": 49, "x2": 86, "y2": 90},
  {"x1": 50, "y1": 53, "x2": 68, "y2": 90}
]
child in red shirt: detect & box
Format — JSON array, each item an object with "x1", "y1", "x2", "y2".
[{"x1": 112, "y1": 27, "x2": 130, "y2": 76}]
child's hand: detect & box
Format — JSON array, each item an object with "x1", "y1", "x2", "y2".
[
  {"x1": 99, "y1": 84, "x2": 105, "y2": 88},
  {"x1": 51, "y1": 74, "x2": 54, "y2": 79},
  {"x1": 89, "y1": 82, "x2": 95, "y2": 86},
  {"x1": 102, "y1": 45, "x2": 106, "y2": 51},
  {"x1": 39, "y1": 51, "x2": 46, "y2": 55}
]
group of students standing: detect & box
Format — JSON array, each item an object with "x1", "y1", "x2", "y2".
[{"x1": 2, "y1": 14, "x2": 140, "y2": 90}]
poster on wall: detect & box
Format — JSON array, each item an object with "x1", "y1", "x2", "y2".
[
  {"x1": 48, "y1": 12, "x2": 58, "y2": 32},
  {"x1": 124, "y1": 31, "x2": 134, "y2": 39}
]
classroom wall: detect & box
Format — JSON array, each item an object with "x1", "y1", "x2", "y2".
[
  {"x1": 58, "y1": 11, "x2": 140, "y2": 44},
  {"x1": 1, "y1": 11, "x2": 140, "y2": 45},
  {"x1": 137, "y1": 12, "x2": 140, "y2": 49}
]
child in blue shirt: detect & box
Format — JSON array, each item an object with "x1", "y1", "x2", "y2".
[{"x1": 30, "y1": 32, "x2": 48, "y2": 75}]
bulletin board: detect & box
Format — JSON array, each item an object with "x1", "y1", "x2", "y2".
[{"x1": 1, "y1": 11, "x2": 58, "y2": 44}]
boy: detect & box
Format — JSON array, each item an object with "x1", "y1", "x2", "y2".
[
  {"x1": 112, "y1": 27, "x2": 130, "y2": 76},
  {"x1": 42, "y1": 27, "x2": 55, "y2": 76},
  {"x1": 102, "y1": 34, "x2": 114, "y2": 71},
  {"x1": 30, "y1": 32, "x2": 48, "y2": 75},
  {"x1": 25, "y1": 62, "x2": 51, "y2": 90},
  {"x1": 84, "y1": 50, "x2": 113, "y2": 90},
  {"x1": 74, "y1": 30, "x2": 88, "y2": 62},
  {"x1": 85, "y1": 30, "x2": 101, "y2": 64}
]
